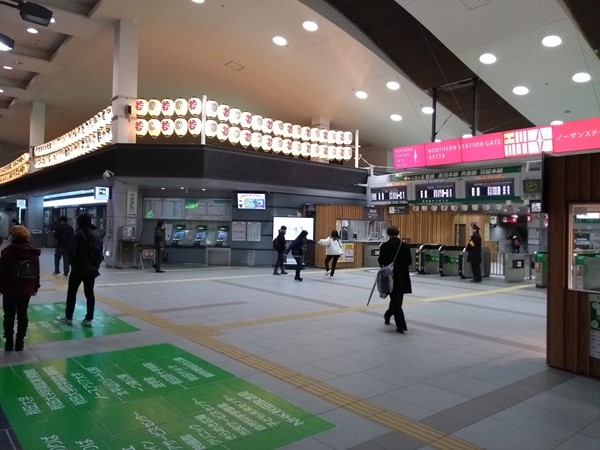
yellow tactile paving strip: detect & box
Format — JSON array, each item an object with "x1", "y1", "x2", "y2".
[{"x1": 92, "y1": 286, "x2": 504, "y2": 450}]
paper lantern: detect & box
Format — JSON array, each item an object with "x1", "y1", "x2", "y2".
[
  {"x1": 174, "y1": 118, "x2": 188, "y2": 137},
  {"x1": 240, "y1": 111, "x2": 253, "y2": 129},
  {"x1": 421, "y1": 205, "x2": 429, "y2": 211},
  {"x1": 217, "y1": 123, "x2": 230, "y2": 141},
  {"x1": 174, "y1": 98, "x2": 188, "y2": 116},
  {"x1": 217, "y1": 104, "x2": 230, "y2": 122},
  {"x1": 261, "y1": 135, "x2": 273, "y2": 152},
  {"x1": 440, "y1": 205, "x2": 449, "y2": 212},
  {"x1": 161, "y1": 99, "x2": 175, "y2": 116},
  {"x1": 204, "y1": 119, "x2": 218, "y2": 137},
  {"x1": 134, "y1": 99, "x2": 148, "y2": 116},
  {"x1": 343, "y1": 131, "x2": 353, "y2": 145},
  {"x1": 272, "y1": 137, "x2": 283, "y2": 153},
  {"x1": 319, "y1": 129, "x2": 329, "y2": 144},
  {"x1": 328, "y1": 145, "x2": 336, "y2": 159},
  {"x1": 240, "y1": 130, "x2": 252, "y2": 148},
  {"x1": 262, "y1": 118, "x2": 273, "y2": 134},
  {"x1": 134, "y1": 119, "x2": 148, "y2": 136},
  {"x1": 282, "y1": 123, "x2": 292, "y2": 138},
  {"x1": 229, "y1": 108, "x2": 241, "y2": 125},
  {"x1": 310, "y1": 143, "x2": 319, "y2": 158},
  {"x1": 161, "y1": 118, "x2": 175, "y2": 136},
  {"x1": 327, "y1": 130, "x2": 336, "y2": 144},
  {"x1": 300, "y1": 142, "x2": 310, "y2": 157},
  {"x1": 291, "y1": 125, "x2": 302, "y2": 139},
  {"x1": 318, "y1": 144, "x2": 328, "y2": 158},
  {"x1": 251, "y1": 115, "x2": 263, "y2": 131},
  {"x1": 430, "y1": 205, "x2": 438, "y2": 211},
  {"x1": 310, "y1": 128, "x2": 320, "y2": 142},
  {"x1": 148, "y1": 99, "x2": 161, "y2": 117},
  {"x1": 148, "y1": 119, "x2": 161, "y2": 138},
  {"x1": 272, "y1": 120, "x2": 284, "y2": 136},
  {"x1": 205, "y1": 100, "x2": 218, "y2": 118},
  {"x1": 250, "y1": 132, "x2": 262, "y2": 149},
  {"x1": 187, "y1": 117, "x2": 201, "y2": 136},
  {"x1": 343, "y1": 147, "x2": 353, "y2": 160},
  {"x1": 228, "y1": 127, "x2": 241, "y2": 144},
  {"x1": 282, "y1": 139, "x2": 292, "y2": 155},
  {"x1": 335, "y1": 131, "x2": 344, "y2": 145},
  {"x1": 291, "y1": 140, "x2": 301, "y2": 156},
  {"x1": 188, "y1": 97, "x2": 202, "y2": 116},
  {"x1": 301, "y1": 126, "x2": 311, "y2": 141}
]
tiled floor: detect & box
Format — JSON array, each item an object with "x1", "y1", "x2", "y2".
[{"x1": 2, "y1": 248, "x2": 600, "y2": 449}]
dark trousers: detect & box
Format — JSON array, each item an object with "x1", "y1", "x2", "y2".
[
  {"x1": 154, "y1": 247, "x2": 164, "y2": 270},
  {"x1": 471, "y1": 262, "x2": 482, "y2": 281},
  {"x1": 384, "y1": 290, "x2": 406, "y2": 331},
  {"x1": 65, "y1": 272, "x2": 96, "y2": 321},
  {"x1": 274, "y1": 251, "x2": 286, "y2": 273},
  {"x1": 54, "y1": 247, "x2": 69, "y2": 275},
  {"x1": 324, "y1": 255, "x2": 341, "y2": 276},
  {"x1": 293, "y1": 255, "x2": 303, "y2": 278},
  {"x1": 3, "y1": 295, "x2": 31, "y2": 340}
]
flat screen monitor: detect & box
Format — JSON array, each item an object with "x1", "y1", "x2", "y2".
[
  {"x1": 173, "y1": 230, "x2": 185, "y2": 240},
  {"x1": 272, "y1": 216, "x2": 314, "y2": 240},
  {"x1": 217, "y1": 231, "x2": 228, "y2": 241},
  {"x1": 195, "y1": 231, "x2": 206, "y2": 240},
  {"x1": 237, "y1": 193, "x2": 266, "y2": 209}
]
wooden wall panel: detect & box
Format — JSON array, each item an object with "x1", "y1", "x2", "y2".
[{"x1": 546, "y1": 154, "x2": 600, "y2": 378}]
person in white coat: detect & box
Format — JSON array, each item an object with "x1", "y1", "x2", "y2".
[{"x1": 318, "y1": 230, "x2": 344, "y2": 278}]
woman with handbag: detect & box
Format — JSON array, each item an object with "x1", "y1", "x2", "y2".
[{"x1": 377, "y1": 225, "x2": 412, "y2": 333}]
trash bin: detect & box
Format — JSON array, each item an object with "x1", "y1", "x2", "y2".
[
  {"x1": 505, "y1": 253, "x2": 526, "y2": 283},
  {"x1": 534, "y1": 251, "x2": 547, "y2": 288}
]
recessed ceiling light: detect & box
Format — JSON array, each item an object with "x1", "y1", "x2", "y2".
[
  {"x1": 191, "y1": 0, "x2": 205, "y2": 3},
  {"x1": 434, "y1": 139, "x2": 442, "y2": 143},
  {"x1": 302, "y1": 21, "x2": 318, "y2": 32},
  {"x1": 572, "y1": 72, "x2": 591, "y2": 83},
  {"x1": 3, "y1": 65, "x2": 12, "y2": 70},
  {"x1": 272, "y1": 36, "x2": 287, "y2": 46},
  {"x1": 512, "y1": 86, "x2": 529, "y2": 95},
  {"x1": 550, "y1": 120, "x2": 563, "y2": 126},
  {"x1": 390, "y1": 114, "x2": 403, "y2": 121},
  {"x1": 0, "y1": 88, "x2": 3, "y2": 93},
  {"x1": 355, "y1": 90, "x2": 368, "y2": 99},
  {"x1": 180, "y1": 187, "x2": 185, "y2": 190},
  {"x1": 462, "y1": 134, "x2": 473, "y2": 138},
  {"x1": 27, "y1": 27, "x2": 38, "y2": 34},
  {"x1": 160, "y1": 187, "x2": 165, "y2": 190},
  {"x1": 479, "y1": 53, "x2": 497, "y2": 64},
  {"x1": 201, "y1": 188, "x2": 206, "y2": 191},
  {"x1": 50, "y1": 18, "x2": 55, "y2": 23},
  {"x1": 386, "y1": 81, "x2": 400, "y2": 90},
  {"x1": 421, "y1": 106, "x2": 434, "y2": 115},
  {"x1": 542, "y1": 35, "x2": 561, "y2": 47}
]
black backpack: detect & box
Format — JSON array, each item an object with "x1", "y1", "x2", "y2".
[
  {"x1": 11, "y1": 259, "x2": 38, "y2": 281},
  {"x1": 272, "y1": 238, "x2": 278, "y2": 250},
  {"x1": 83, "y1": 231, "x2": 104, "y2": 267}
]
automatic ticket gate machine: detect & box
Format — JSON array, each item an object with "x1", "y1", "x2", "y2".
[
  {"x1": 439, "y1": 245, "x2": 464, "y2": 277},
  {"x1": 417, "y1": 244, "x2": 443, "y2": 274}
]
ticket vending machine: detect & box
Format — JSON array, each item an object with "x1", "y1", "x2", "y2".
[
  {"x1": 171, "y1": 225, "x2": 186, "y2": 246},
  {"x1": 216, "y1": 226, "x2": 229, "y2": 247},
  {"x1": 194, "y1": 225, "x2": 207, "y2": 246}
]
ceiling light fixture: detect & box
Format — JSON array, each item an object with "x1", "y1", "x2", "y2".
[
  {"x1": 27, "y1": 27, "x2": 38, "y2": 34},
  {"x1": 386, "y1": 81, "x2": 400, "y2": 90},
  {"x1": 355, "y1": 90, "x2": 367, "y2": 99},
  {"x1": 542, "y1": 35, "x2": 561, "y2": 47},
  {"x1": 479, "y1": 53, "x2": 497, "y2": 64},
  {"x1": 462, "y1": 133, "x2": 473, "y2": 138},
  {"x1": 512, "y1": 86, "x2": 529, "y2": 95},
  {"x1": 550, "y1": 120, "x2": 563, "y2": 126},
  {"x1": 572, "y1": 72, "x2": 591, "y2": 83},
  {"x1": 191, "y1": 0, "x2": 205, "y2": 3},
  {"x1": 0, "y1": 1, "x2": 54, "y2": 27},
  {"x1": 272, "y1": 36, "x2": 287, "y2": 46},
  {"x1": 421, "y1": 106, "x2": 434, "y2": 115},
  {"x1": 0, "y1": 33, "x2": 14, "y2": 51},
  {"x1": 390, "y1": 114, "x2": 402, "y2": 121},
  {"x1": 3, "y1": 65, "x2": 13, "y2": 70},
  {"x1": 302, "y1": 21, "x2": 318, "y2": 32}
]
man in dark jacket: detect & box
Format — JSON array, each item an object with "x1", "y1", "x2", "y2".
[
  {"x1": 378, "y1": 225, "x2": 412, "y2": 333},
  {"x1": 53, "y1": 215, "x2": 74, "y2": 276},
  {"x1": 273, "y1": 226, "x2": 288, "y2": 275},
  {"x1": 466, "y1": 223, "x2": 483, "y2": 282},
  {"x1": 0, "y1": 225, "x2": 40, "y2": 351},
  {"x1": 153, "y1": 220, "x2": 166, "y2": 273},
  {"x1": 57, "y1": 213, "x2": 102, "y2": 327}
]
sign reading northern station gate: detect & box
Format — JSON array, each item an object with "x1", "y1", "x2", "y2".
[{"x1": 0, "y1": 344, "x2": 334, "y2": 449}]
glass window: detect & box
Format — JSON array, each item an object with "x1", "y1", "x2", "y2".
[{"x1": 569, "y1": 204, "x2": 600, "y2": 292}]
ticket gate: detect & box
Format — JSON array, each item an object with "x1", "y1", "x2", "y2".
[
  {"x1": 534, "y1": 252, "x2": 548, "y2": 288},
  {"x1": 407, "y1": 243, "x2": 421, "y2": 272},
  {"x1": 417, "y1": 244, "x2": 443, "y2": 274},
  {"x1": 439, "y1": 245, "x2": 464, "y2": 276}
]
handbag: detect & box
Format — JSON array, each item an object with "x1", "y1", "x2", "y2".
[{"x1": 367, "y1": 242, "x2": 401, "y2": 305}]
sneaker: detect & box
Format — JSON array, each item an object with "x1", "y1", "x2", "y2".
[
  {"x1": 324, "y1": 271, "x2": 330, "y2": 277},
  {"x1": 329, "y1": 275, "x2": 333, "y2": 279},
  {"x1": 281, "y1": 271, "x2": 289, "y2": 274},
  {"x1": 52, "y1": 271, "x2": 60, "y2": 276},
  {"x1": 56, "y1": 316, "x2": 72, "y2": 325},
  {"x1": 81, "y1": 319, "x2": 93, "y2": 327},
  {"x1": 294, "y1": 276, "x2": 303, "y2": 282}
]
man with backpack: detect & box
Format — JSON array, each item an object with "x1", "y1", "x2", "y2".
[
  {"x1": 272, "y1": 226, "x2": 288, "y2": 275},
  {"x1": 0, "y1": 225, "x2": 40, "y2": 351},
  {"x1": 57, "y1": 212, "x2": 103, "y2": 327}
]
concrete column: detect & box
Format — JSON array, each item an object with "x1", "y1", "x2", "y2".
[
  {"x1": 104, "y1": 179, "x2": 140, "y2": 268},
  {"x1": 111, "y1": 20, "x2": 138, "y2": 144},
  {"x1": 29, "y1": 101, "x2": 45, "y2": 173},
  {"x1": 24, "y1": 195, "x2": 45, "y2": 247}
]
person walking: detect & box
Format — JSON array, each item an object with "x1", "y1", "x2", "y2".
[
  {"x1": 57, "y1": 213, "x2": 102, "y2": 327},
  {"x1": 466, "y1": 222, "x2": 483, "y2": 282},
  {"x1": 285, "y1": 230, "x2": 313, "y2": 281},
  {"x1": 0, "y1": 225, "x2": 40, "y2": 351},
  {"x1": 153, "y1": 220, "x2": 166, "y2": 273},
  {"x1": 53, "y1": 215, "x2": 74, "y2": 276},
  {"x1": 273, "y1": 226, "x2": 288, "y2": 275},
  {"x1": 318, "y1": 229, "x2": 344, "y2": 278},
  {"x1": 378, "y1": 225, "x2": 412, "y2": 333}
]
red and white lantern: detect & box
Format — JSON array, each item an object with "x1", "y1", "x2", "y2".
[
  {"x1": 228, "y1": 127, "x2": 241, "y2": 144},
  {"x1": 134, "y1": 99, "x2": 149, "y2": 116},
  {"x1": 161, "y1": 99, "x2": 175, "y2": 117},
  {"x1": 188, "y1": 97, "x2": 202, "y2": 116},
  {"x1": 134, "y1": 119, "x2": 148, "y2": 136},
  {"x1": 187, "y1": 117, "x2": 201, "y2": 136},
  {"x1": 161, "y1": 118, "x2": 175, "y2": 136}
]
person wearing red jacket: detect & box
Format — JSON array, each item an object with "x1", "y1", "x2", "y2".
[{"x1": 0, "y1": 225, "x2": 40, "y2": 351}]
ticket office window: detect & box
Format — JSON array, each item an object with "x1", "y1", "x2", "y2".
[
  {"x1": 336, "y1": 220, "x2": 389, "y2": 241},
  {"x1": 569, "y1": 203, "x2": 600, "y2": 292}
]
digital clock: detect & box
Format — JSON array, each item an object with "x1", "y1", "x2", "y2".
[
  {"x1": 370, "y1": 186, "x2": 408, "y2": 204},
  {"x1": 415, "y1": 182, "x2": 455, "y2": 203},
  {"x1": 466, "y1": 179, "x2": 514, "y2": 198}
]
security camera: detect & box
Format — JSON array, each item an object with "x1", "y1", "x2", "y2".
[{"x1": 102, "y1": 170, "x2": 114, "y2": 180}]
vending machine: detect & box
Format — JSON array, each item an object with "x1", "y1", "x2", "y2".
[
  {"x1": 171, "y1": 224, "x2": 186, "y2": 246},
  {"x1": 215, "y1": 226, "x2": 229, "y2": 247}
]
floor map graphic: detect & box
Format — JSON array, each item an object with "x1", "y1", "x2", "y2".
[
  {"x1": 0, "y1": 344, "x2": 334, "y2": 449},
  {"x1": 25, "y1": 302, "x2": 139, "y2": 344}
]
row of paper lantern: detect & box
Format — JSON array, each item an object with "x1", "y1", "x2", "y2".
[
  {"x1": 34, "y1": 130, "x2": 112, "y2": 169},
  {"x1": 34, "y1": 107, "x2": 112, "y2": 157},
  {"x1": 135, "y1": 98, "x2": 354, "y2": 145},
  {"x1": 0, "y1": 162, "x2": 28, "y2": 185},
  {"x1": 0, "y1": 153, "x2": 28, "y2": 179}
]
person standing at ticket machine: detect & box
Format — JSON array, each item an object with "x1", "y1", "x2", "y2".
[
  {"x1": 466, "y1": 223, "x2": 482, "y2": 283},
  {"x1": 153, "y1": 220, "x2": 166, "y2": 273}
]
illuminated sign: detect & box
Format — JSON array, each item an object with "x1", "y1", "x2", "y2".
[
  {"x1": 370, "y1": 186, "x2": 408, "y2": 204},
  {"x1": 415, "y1": 182, "x2": 455, "y2": 203},
  {"x1": 465, "y1": 179, "x2": 514, "y2": 198}
]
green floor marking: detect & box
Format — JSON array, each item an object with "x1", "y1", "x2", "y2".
[
  {"x1": 0, "y1": 343, "x2": 334, "y2": 449},
  {"x1": 24, "y1": 302, "x2": 138, "y2": 344}
]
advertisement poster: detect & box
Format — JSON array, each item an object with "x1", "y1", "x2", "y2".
[
  {"x1": 231, "y1": 221, "x2": 247, "y2": 241},
  {"x1": 340, "y1": 243, "x2": 354, "y2": 263}
]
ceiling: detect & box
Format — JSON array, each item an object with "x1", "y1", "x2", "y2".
[{"x1": 0, "y1": 0, "x2": 598, "y2": 172}]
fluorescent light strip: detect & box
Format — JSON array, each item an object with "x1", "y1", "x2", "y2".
[
  {"x1": 44, "y1": 189, "x2": 94, "y2": 200},
  {"x1": 43, "y1": 196, "x2": 107, "y2": 208}
]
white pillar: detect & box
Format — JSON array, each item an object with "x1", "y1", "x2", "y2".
[
  {"x1": 29, "y1": 101, "x2": 45, "y2": 173},
  {"x1": 111, "y1": 20, "x2": 138, "y2": 144}
]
